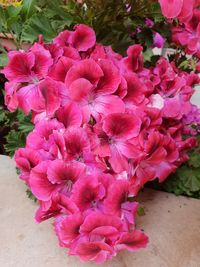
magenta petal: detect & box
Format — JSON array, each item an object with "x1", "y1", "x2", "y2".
[
  {"x1": 65, "y1": 59, "x2": 103, "y2": 87},
  {"x1": 68, "y1": 78, "x2": 93, "y2": 102},
  {"x1": 55, "y1": 213, "x2": 84, "y2": 246},
  {"x1": 71, "y1": 175, "x2": 100, "y2": 210},
  {"x1": 49, "y1": 57, "x2": 74, "y2": 82},
  {"x1": 29, "y1": 161, "x2": 55, "y2": 201},
  {"x1": 103, "y1": 113, "x2": 141, "y2": 140},
  {"x1": 93, "y1": 95, "x2": 125, "y2": 120},
  {"x1": 47, "y1": 159, "x2": 85, "y2": 184},
  {"x1": 17, "y1": 84, "x2": 38, "y2": 114},
  {"x1": 4, "y1": 82, "x2": 20, "y2": 112},
  {"x1": 63, "y1": 47, "x2": 81, "y2": 60},
  {"x1": 31, "y1": 43, "x2": 53, "y2": 80},
  {"x1": 53, "y1": 30, "x2": 73, "y2": 47},
  {"x1": 104, "y1": 179, "x2": 130, "y2": 215},
  {"x1": 1, "y1": 51, "x2": 35, "y2": 82},
  {"x1": 56, "y1": 102, "x2": 82, "y2": 128},
  {"x1": 29, "y1": 78, "x2": 61, "y2": 115},
  {"x1": 95, "y1": 59, "x2": 121, "y2": 95},
  {"x1": 159, "y1": 0, "x2": 183, "y2": 18},
  {"x1": 109, "y1": 145, "x2": 129, "y2": 173},
  {"x1": 71, "y1": 24, "x2": 96, "y2": 52},
  {"x1": 115, "y1": 230, "x2": 148, "y2": 251},
  {"x1": 74, "y1": 241, "x2": 114, "y2": 263},
  {"x1": 80, "y1": 212, "x2": 122, "y2": 234}
]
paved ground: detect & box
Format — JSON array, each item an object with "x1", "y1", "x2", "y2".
[{"x1": 0, "y1": 155, "x2": 200, "y2": 267}]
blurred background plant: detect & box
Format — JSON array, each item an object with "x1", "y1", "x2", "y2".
[{"x1": 0, "y1": 0, "x2": 200, "y2": 199}]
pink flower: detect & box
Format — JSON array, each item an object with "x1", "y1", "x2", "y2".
[
  {"x1": 1, "y1": 44, "x2": 53, "y2": 83},
  {"x1": 14, "y1": 148, "x2": 41, "y2": 183},
  {"x1": 94, "y1": 113, "x2": 142, "y2": 173},
  {"x1": 4, "y1": 23, "x2": 198, "y2": 264},
  {"x1": 71, "y1": 174, "x2": 105, "y2": 210},
  {"x1": 80, "y1": 211, "x2": 123, "y2": 239},
  {"x1": 55, "y1": 213, "x2": 84, "y2": 247},
  {"x1": 65, "y1": 59, "x2": 124, "y2": 121},
  {"x1": 71, "y1": 24, "x2": 96, "y2": 51},
  {"x1": 35, "y1": 193, "x2": 79, "y2": 223},
  {"x1": 123, "y1": 45, "x2": 143, "y2": 73}
]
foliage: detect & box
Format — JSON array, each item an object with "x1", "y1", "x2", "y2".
[
  {"x1": 0, "y1": 0, "x2": 165, "y2": 55},
  {"x1": 0, "y1": 101, "x2": 33, "y2": 155}
]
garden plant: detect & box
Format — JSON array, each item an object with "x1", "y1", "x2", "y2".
[{"x1": 0, "y1": 0, "x2": 200, "y2": 263}]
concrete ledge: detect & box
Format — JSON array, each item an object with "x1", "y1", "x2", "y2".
[{"x1": 0, "y1": 155, "x2": 200, "y2": 267}]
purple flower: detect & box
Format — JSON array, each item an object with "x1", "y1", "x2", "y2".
[
  {"x1": 153, "y1": 32, "x2": 165, "y2": 48},
  {"x1": 145, "y1": 18, "x2": 154, "y2": 28}
]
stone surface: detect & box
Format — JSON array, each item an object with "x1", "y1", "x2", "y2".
[{"x1": 0, "y1": 155, "x2": 200, "y2": 267}]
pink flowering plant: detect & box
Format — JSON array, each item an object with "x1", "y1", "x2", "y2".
[{"x1": 1, "y1": 0, "x2": 200, "y2": 263}]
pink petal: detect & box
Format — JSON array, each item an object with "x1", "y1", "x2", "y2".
[
  {"x1": 29, "y1": 78, "x2": 61, "y2": 115},
  {"x1": 64, "y1": 127, "x2": 90, "y2": 159},
  {"x1": 71, "y1": 24, "x2": 96, "y2": 51},
  {"x1": 104, "y1": 180, "x2": 130, "y2": 215},
  {"x1": 1, "y1": 51, "x2": 35, "y2": 82},
  {"x1": 47, "y1": 159, "x2": 85, "y2": 184},
  {"x1": 93, "y1": 95, "x2": 125, "y2": 120},
  {"x1": 68, "y1": 78, "x2": 93, "y2": 102},
  {"x1": 74, "y1": 241, "x2": 114, "y2": 263},
  {"x1": 103, "y1": 113, "x2": 141, "y2": 140},
  {"x1": 95, "y1": 59, "x2": 121, "y2": 95},
  {"x1": 115, "y1": 230, "x2": 148, "y2": 251},
  {"x1": 55, "y1": 213, "x2": 84, "y2": 246},
  {"x1": 56, "y1": 102, "x2": 82, "y2": 128},
  {"x1": 109, "y1": 145, "x2": 129, "y2": 173},
  {"x1": 53, "y1": 30, "x2": 73, "y2": 47},
  {"x1": 29, "y1": 161, "x2": 55, "y2": 201},
  {"x1": 4, "y1": 82, "x2": 20, "y2": 112},
  {"x1": 65, "y1": 59, "x2": 103, "y2": 87},
  {"x1": 71, "y1": 175, "x2": 100, "y2": 210},
  {"x1": 159, "y1": 0, "x2": 183, "y2": 18},
  {"x1": 31, "y1": 43, "x2": 53, "y2": 80},
  {"x1": 49, "y1": 57, "x2": 74, "y2": 82},
  {"x1": 63, "y1": 46, "x2": 81, "y2": 60},
  {"x1": 80, "y1": 212, "x2": 122, "y2": 234}
]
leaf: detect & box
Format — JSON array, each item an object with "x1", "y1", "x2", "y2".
[
  {"x1": 4, "y1": 130, "x2": 26, "y2": 157},
  {"x1": 21, "y1": 13, "x2": 57, "y2": 43},
  {"x1": 20, "y1": 0, "x2": 37, "y2": 20},
  {"x1": 0, "y1": 53, "x2": 8, "y2": 67},
  {"x1": 16, "y1": 110, "x2": 33, "y2": 133},
  {"x1": 137, "y1": 206, "x2": 146, "y2": 216},
  {"x1": 26, "y1": 189, "x2": 37, "y2": 203}
]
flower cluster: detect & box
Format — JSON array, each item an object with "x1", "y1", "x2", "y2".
[
  {"x1": 2, "y1": 24, "x2": 199, "y2": 263},
  {"x1": 158, "y1": 0, "x2": 200, "y2": 58}
]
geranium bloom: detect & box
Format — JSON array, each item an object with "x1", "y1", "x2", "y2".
[
  {"x1": 94, "y1": 113, "x2": 142, "y2": 173},
  {"x1": 4, "y1": 23, "x2": 199, "y2": 263}
]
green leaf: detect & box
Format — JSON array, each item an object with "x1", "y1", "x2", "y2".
[
  {"x1": 26, "y1": 189, "x2": 37, "y2": 203},
  {"x1": 20, "y1": 0, "x2": 37, "y2": 20},
  {"x1": 137, "y1": 206, "x2": 146, "y2": 216},
  {"x1": 16, "y1": 110, "x2": 33, "y2": 133},
  {"x1": 21, "y1": 14, "x2": 57, "y2": 43},
  {"x1": 0, "y1": 53, "x2": 8, "y2": 67},
  {"x1": 4, "y1": 130, "x2": 26, "y2": 157}
]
